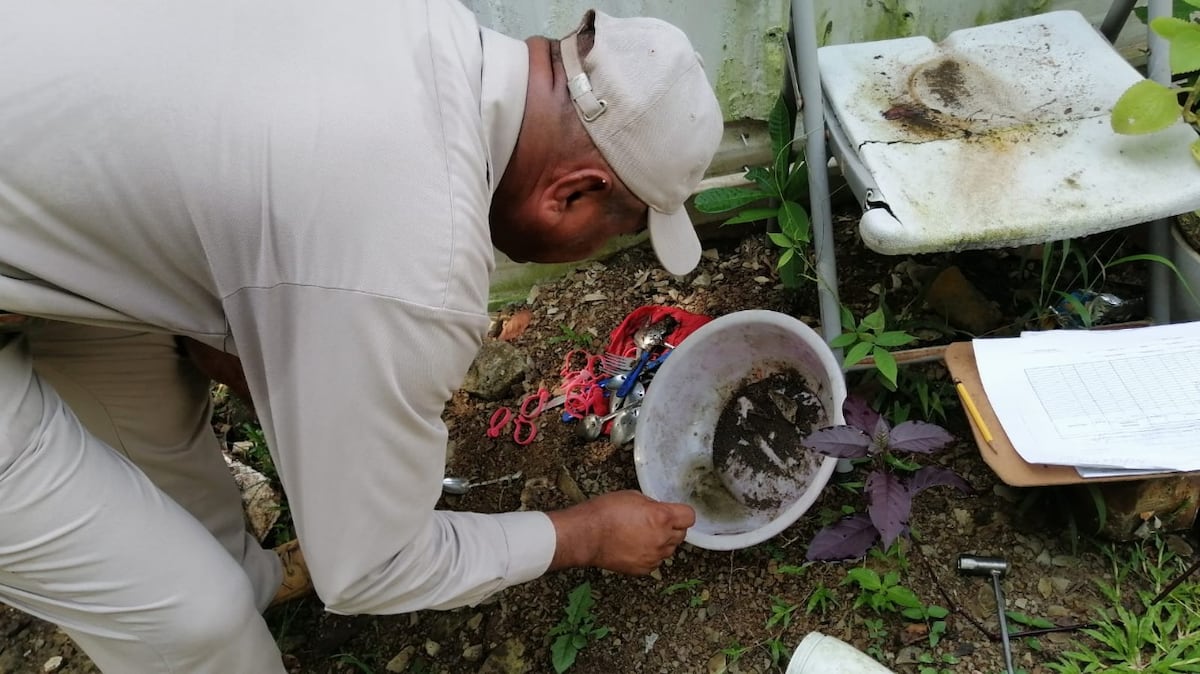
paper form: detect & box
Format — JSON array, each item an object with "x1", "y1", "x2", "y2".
[{"x1": 973, "y1": 321, "x2": 1200, "y2": 472}]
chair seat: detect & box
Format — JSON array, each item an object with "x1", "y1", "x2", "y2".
[{"x1": 819, "y1": 10, "x2": 1200, "y2": 255}]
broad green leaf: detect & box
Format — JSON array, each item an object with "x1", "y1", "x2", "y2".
[
  {"x1": 1185, "y1": 0, "x2": 1200, "y2": 9},
  {"x1": 1111, "y1": 80, "x2": 1183, "y2": 134},
  {"x1": 723, "y1": 207, "x2": 781, "y2": 226},
  {"x1": 551, "y1": 636, "x2": 577, "y2": 673},
  {"x1": 767, "y1": 232, "x2": 794, "y2": 248},
  {"x1": 745, "y1": 166, "x2": 775, "y2": 194},
  {"x1": 861, "y1": 307, "x2": 886, "y2": 332},
  {"x1": 839, "y1": 305, "x2": 856, "y2": 331},
  {"x1": 874, "y1": 331, "x2": 914, "y2": 347},
  {"x1": 768, "y1": 95, "x2": 793, "y2": 179},
  {"x1": 693, "y1": 186, "x2": 769, "y2": 213},
  {"x1": 829, "y1": 332, "x2": 858, "y2": 348},
  {"x1": 886, "y1": 586, "x2": 922, "y2": 608},
  {"x1": 927, "y1": 606, "x2": 950, "y2": 619},
  {"x1": 782, "y1": 161, "x2": 810, "y2": 202},
  {"x1": 768, "y1": 95, "x2": 793, "y2": 159},
  {"x1": 778, "y1": 201, "x2": 811, "y2": 242},
  {"x1": 845, "y1": 567, "x2": 882, "y2": 590},
  {"x1": 777, "y1": 247, "x2": 796, "y2": 269},
  {"x1": 1151, "y1": 16, "x2": 1195, "y2": 39},
  {"x1": 873, "y1": 346, "x2": 899, "y2": 387},
  {"x1": 1169, "y1": 29, "x2": 1200, "y2": 74},
  {"x1": 843, "y1": 341, "x2": 873, "y2": 368}
]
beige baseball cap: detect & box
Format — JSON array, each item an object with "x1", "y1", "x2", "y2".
[{"x1": 560, "y1": 10, "x2": 724, "y2": 276}]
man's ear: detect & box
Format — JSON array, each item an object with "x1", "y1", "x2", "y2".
[{"x1": 542, "y1": 168, "x2": 611, "y2": 220}]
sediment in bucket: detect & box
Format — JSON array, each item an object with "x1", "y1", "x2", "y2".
[{"x1": 633, "y1": 310, "x2": 845, "y2": 551}]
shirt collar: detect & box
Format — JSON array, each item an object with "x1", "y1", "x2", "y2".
[{"x1": 480, "y1": 28, "x2": 528, "y2": 195}]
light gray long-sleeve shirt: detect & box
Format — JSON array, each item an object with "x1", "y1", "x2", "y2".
[{"x1": 0, "y1": 0, "x2": 556, "y2": 614}]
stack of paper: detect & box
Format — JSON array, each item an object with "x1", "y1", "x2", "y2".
[{"x1": 973, "y1": 321, "x2": 1200, "y2": 479}]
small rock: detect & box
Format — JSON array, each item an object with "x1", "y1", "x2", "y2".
[
  {"x1": 1046, "y1": 631, "x2": 1073, "y2": 645},
  {"x1": 953, "y1": 508, "x2": 972, "y2": 529},
  {"x1": 557, "y1": 468, "x2": 587, "y2": 504},
  {"x1": 894, "y1": 646, "x2": 923, "y2": 665},
  {"x1": 702, "y1": 248, "x2": 719, "y2": 261},
  {"x1": 424, "y1": 640, "x2": 441, "y2": 657},
  {"x1": 466, "y1": 613, "x2": 484, "y2": 632},
  {"x1": 462, "y1": 644, "x2": 483, "y2": 662},
  {"x1": 461, "y1": 341, "x2": 528, "y2": 401},
  {"x1": 1047, "y1": 605, "x2": 1072, "y2": 618},
  {"x1": 1051, "y1": 577, "x2": 1071, "y2": 593},
  {"x1": 42, "y1": 656, "x2": 63, "y2": 673},
  {"x1": 224, "y1": 452, "x2": 281, "y2": 542},
  {"x1": 692, "y1": 273, "x2": 711, "y2": 287},
  {"x1": 1167, "y1": 534, "x2": 1195, "y2": 557},
  {"x1": 707, "y1": 652, "x2": 727, "y2": 674},
  {"x1": 1037, "y1": 577, "x2": 1053, "y2": 599},
  {"x1": 925, "y1": 265, "x2": 1004, "y2": 334},
  {"x1": 644, "y1": 632, "x2": 659, "y2": 653},
  {"x1": 649, "y1": 569, "x2": 663, "y2": 581},
  {"x1": 386, "y1": 646, "x2": 415, "y2": 673},
  {"x1": 580, "y1": 292, "x2": 607, "y2": 302},
  {"x1": 477, "y1": 638, "x2": 526, "y2": 674}
]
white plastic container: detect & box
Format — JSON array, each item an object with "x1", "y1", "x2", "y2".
[
  {"x1": 633, "y1": 310, "x2": 844, "y2": 551},
  {"x1": 787, "y1": 632, "x2": 896, "y2": 674}
]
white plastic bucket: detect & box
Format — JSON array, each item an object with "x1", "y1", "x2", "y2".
[
  {"x1": 787, "y1": 632, "x2": 896, "y2": 674},
  {"x1": 633, "y1": 310, "x2": 844, "y2": 550}
]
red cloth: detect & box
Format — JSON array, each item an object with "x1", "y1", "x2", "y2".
[{"x1": 605, "y1": 306, "x2": 712, "y2": 356}]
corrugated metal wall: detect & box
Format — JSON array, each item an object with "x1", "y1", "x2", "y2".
[{"x1": 464, "y1": 0, "x2": 1147, "y2": 124}]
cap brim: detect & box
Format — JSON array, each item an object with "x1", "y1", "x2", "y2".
[{"x1": 649, "y1": 208, "x2": 702, "y2": 276}]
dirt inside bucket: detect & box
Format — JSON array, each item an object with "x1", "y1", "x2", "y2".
[{"x1": 686, "y1": 368, "x2": 827, "y2": 526}]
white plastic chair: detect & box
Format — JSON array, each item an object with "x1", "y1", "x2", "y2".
[{"x1": 791, "y1": 1, "x2": 1200, "y2": 336}]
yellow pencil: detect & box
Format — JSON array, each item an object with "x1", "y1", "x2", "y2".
[{"x1": 955, "y1": 381, "x2": 996, "y2": 451}]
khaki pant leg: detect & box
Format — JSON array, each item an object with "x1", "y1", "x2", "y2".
[
  {"x1": 0, "y1": 331, "x2": 286, "y2": 673},
  {"x1": 24, "y1": 322, "x2": 281, "y2": 609}
]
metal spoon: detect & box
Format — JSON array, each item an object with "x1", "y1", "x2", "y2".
[
  {"x1": 577, "y1": 403, "x2": 641, "y2": 441},
  {"x1": 609, "y1": 405, "x2": 640, "y2": 446},
  {"x1": 633, "y1": 316, "x2": 679, "y2": 351},
  {"x1": 441, "y1": 471, "x2": 523, "y2": 495},
  {"x1": 616, "y1": 317, "x2": 678, "y2": 400}
]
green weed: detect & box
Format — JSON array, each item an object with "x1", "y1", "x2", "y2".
[{"x1": 548, "y1": 582, "x2": 610, "y2": 673}]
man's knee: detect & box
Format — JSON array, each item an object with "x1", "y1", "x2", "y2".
[{"x1": 154, "y1": 572, "x2": 265, "y2": 652}]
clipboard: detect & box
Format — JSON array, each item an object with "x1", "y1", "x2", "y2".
[{"x1": 943, "y1": 341, "x2": 1190, "y2": 486}]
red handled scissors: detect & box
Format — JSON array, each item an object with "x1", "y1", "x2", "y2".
[{"x1": 486, "y1": 389, "x2": 564, "y2": 445}]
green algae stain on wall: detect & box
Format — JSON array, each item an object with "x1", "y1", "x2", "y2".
[
  {"x1": 715, "y1": 27, "x2": 787, "y2": 121},
  {"x1": 971, "y1": 0, "x2": 1052, "y2": 28},
  {"x1": 865, "y1": 0, "x2": 919, "y2": 40},
  {"x1": 713, "y1": 2, "x2": 790, "y2": 122}
]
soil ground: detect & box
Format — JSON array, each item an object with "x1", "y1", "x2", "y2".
[{"x1": 0, "y1": 208, "x2": 1190, "y2": 674}]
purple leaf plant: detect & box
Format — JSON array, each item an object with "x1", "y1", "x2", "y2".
[{"x1": 802, "y1": 395, "x2": 972, "y2": 561}]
